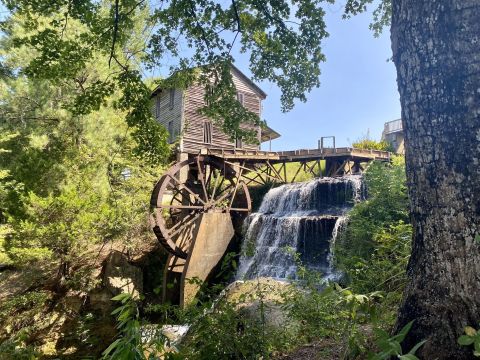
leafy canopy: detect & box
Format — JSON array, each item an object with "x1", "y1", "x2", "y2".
[
  {"x1": 0, "y1": 0, "x2": 376, "y2": 144},
  {"x1": 0, "y1": 9, "x2": 165, "y2": 291}
]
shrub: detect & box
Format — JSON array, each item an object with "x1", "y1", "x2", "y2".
[
  {"x1": 335, "y1": 157, "x2": 410, "y2": 294},
  {"x1": 352, "y1": 137, "x2": 394, "y2": 152}
]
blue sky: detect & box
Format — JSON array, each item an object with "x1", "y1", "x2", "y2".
[{"x1": 233, "y1": 4, "x2": 401, "y2": 151}]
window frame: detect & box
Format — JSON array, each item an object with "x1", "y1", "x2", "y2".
[
  {"x1": 237, "y1": 91, "x2": 244, "y2": 106},
  {"x1": 203, "y1": 121, "x2": 212, "y2": 144},
  {"x1": 235, "y1": 135, "x2": 243, "y2": 149}
]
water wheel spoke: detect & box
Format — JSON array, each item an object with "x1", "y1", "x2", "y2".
[
  {"x1": 205, "y1": 164, "x2": 214, "y2": 189},
  {"x1": 168, "y1": 212, "x2": 201, "y2": 239},
  {"x1": 167, "y1": 174, "x2": 207, "y2": 205},
  {"x1": 196, "y1": 156, "x2": 209, "y2": 202},
  {"x1": 214, "y1": 184, "x2": 237, "y2": 206},
  {"x1": 228, "y1": 168, "x2": 244, "y2": 208},
  {"x1": 170, "y1": 189, "x2": 185, "y2": 204},
  {"x1": 209, "y1": 169, "x2": 221, "y2": 202},
  {"x1": 215, "y1": 182, "x2": 233, "y2": 199}
]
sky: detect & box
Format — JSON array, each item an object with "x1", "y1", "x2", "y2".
[{"x1": 232, "y1": 4, "x2": 401, "y2": 151}]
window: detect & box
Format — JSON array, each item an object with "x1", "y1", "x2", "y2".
[
  {"x1": 168, "y1": 121, "x2": 174, "y2": 143},
  {"x1": 155, "y1": 95, "x2": 161, "y2": 118},
  {"x1": 169, "y1": 89, "x2": 175, "y2": 110},
  {"x1": 203, "y1": 121, "x2": 212, "y2": 144},
  {"x1": 237, "y1": 92, "x2": 244, "y2": 106},
  {"x1": 235, "y1": 136, "x2": 243, "y2": 149}
]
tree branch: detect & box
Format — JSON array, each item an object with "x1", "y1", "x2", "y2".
[
  {"x1": 109, "y1": 0, "x2": 120, "y2": 68},
  {"x1": 231, "y1": 0, "x2": 241, "y2": 32}
]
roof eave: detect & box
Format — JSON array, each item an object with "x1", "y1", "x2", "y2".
[{"x1": 230, "y1": 64, "x2": 267, "y2": 99}]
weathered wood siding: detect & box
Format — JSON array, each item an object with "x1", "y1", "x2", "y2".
[
  {"x1": 182, "y1": 70, "x2": 263, "y2": 154},
  {"x1": 152, "y1": 89, "x2": 184, "y2": 144}
]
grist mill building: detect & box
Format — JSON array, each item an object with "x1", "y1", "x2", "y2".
[{"x1": 150, "y1": 64, "x2": 280, "y2": 158}]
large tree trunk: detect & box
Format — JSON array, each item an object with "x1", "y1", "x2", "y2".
[{"x1": 391, "y1": 1, "x2": 480, "y2": 359}]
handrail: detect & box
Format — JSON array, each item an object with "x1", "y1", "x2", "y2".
[{"x1": 203, "y1": 146, "x2": 391, "y2": 160}]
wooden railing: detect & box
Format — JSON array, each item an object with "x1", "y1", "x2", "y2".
[{"x1": 202, "y1": 147, "x2": 391, "y2": 161}]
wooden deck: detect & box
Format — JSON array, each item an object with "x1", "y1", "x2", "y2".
[{"x1": 201, "y1": 147, "x2": 391, "y2": 164}]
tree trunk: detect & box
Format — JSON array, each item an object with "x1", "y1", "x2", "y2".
[{"x1": 391, "y1": 1, "x2": 480, "y2": 358}]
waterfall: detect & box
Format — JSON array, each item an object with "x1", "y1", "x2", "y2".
[{"x1": 236, "y1": 175, "x2": 365, "y2": 280}]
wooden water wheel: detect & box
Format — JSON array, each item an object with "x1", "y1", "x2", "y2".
[{"x1": 150, "y1": 155, "x2": 251, "y2": 262}]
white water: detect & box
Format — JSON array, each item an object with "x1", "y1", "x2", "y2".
[{"x1": 236, "y1": 175, "x2": 364, "y2": 280}]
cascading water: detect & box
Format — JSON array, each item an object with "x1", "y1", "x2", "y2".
[{"x1": 236, "y1": 175, "x2": 365, "y2": 280}]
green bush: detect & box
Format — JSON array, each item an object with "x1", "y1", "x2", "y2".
[
  {"x1": 103, "y1": 293, "x2": 171, "y2": 360},
  {"x1": 335, "y1": 156, "x2": 410, "y2": 294},
  {"x1": 352, "y1": 137, "x2": 394, "y2": 152}
]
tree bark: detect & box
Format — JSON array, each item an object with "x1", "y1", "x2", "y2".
[{"x1": 391, "y1": 1, "x2": 480, "y2": 358}]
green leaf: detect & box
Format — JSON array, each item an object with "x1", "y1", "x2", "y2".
[
  {"x1": 399, "y1": 354, "x2": 419, "y2": 360},
  {"x1": 408, "y1": 340, "x2": 427, "y2": 355},
  {"x1": 393, "y1": 320, "x2": 414, "y2": 343},
  {"x1": 474, "y1": 338, "x2": 480, "y2": 353},
  {"x1": 374, "y1": 328, "x2": 390, "y2": 340},
  {"x1": 111, "y1": 306, "x2": 125, "y2": 315},
  {"x1": 102, "y1": 338, "x2": 121, "y2": 356},
  {"x1": 458, "y1": 335, "x2": 475, "y2": 346},
  {"x1": 389, "y1": 340, "x2": 402, "y2": 355},
  {"x1": 111, "y1": 293, "x2": 130, "y2": 302},
  {"x1": 475, "y1": 234, "x2": 480, "y2": 244}
]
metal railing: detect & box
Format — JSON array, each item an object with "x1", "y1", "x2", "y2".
[{"x1": 383, "y1": 119, "x2": 403, "y2": 134}]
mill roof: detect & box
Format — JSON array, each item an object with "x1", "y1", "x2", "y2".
[{"x1": 150, "y1": 64, "x2": 267, "y2": 99}]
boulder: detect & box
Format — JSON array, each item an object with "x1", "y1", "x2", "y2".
[
  {"x1": 103, "y1": 251, "x2": 143, "y2": 298},
  {"x1": 89, "y1": 251, "x2": 143, "y2": 315},
  {"x1": 223, "y1": 277, "x2": 295, "y2": 329}
]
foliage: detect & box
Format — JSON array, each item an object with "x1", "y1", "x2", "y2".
[
  {"x1": 282, "y1": 253, "x2": 389, "y2": 358},
  {"x1": 104, "y1": 256, "x2": 407, "y2": 360},
  {"x1": 347, "y1": 222, "x2": 412, "y2": 294},
  {"x1": 0, "y1": 10, "x2": 165, "y2": 291},
  {"x1": 458, "y1": 326, "x2": 480, "y2": 357},
  {"x1": 368, "y1": 321, "x2": 426, "y2": 360},
  {"x1": 0, "y1": 290, "x2": 52, "y2": 354},
  {"x1": 0, "y1": 329, "x2": 39, "y2": 360},
  {"x1": 103, "y1": 293, "x2": 171, "y2": 360},
  {"x1": 2, "y1": 0, "x2": 335, "y2": 142},
  {"x1": 343, "y1": 0, "x2": 392, "y2": 37},
  {"x1": 0, "y1": 291, "x2": 50, "y2": 325},
  {"x1": 180, "y1": 297, "x2": 279, "y2": 359},
  {"x1": 335, "y1": 156, "x2": 410, "y2": 294},
  {"x1": 352, "y1": 137, "x2": 394, "y2": 152}
]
